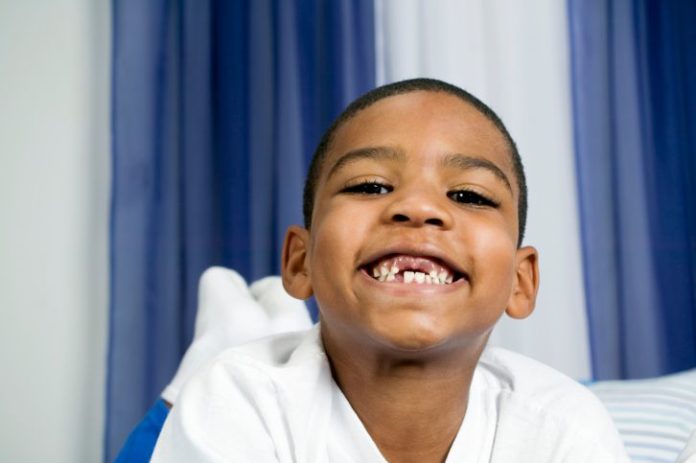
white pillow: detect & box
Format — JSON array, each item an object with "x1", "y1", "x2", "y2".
[{"x1": 589, "y1": 368, "x2": 696, "y2": 463}]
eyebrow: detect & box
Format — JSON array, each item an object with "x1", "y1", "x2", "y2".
[
  {"x1": 326, "y1": 147, "x2": 512, "y2": 193},
  {"x1": 326, "y1": 146, "x2": 405, "y2": 180},
  {"x1": 441, "y1": 153, "x2": 512, "y2": 192}
]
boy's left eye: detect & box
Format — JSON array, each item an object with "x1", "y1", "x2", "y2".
[{"x1": 447, "y1": 189, "x2": 498, "y2": 208}]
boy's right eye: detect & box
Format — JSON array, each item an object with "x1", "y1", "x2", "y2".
[{"x1": 341, "y1": 181, "x2": 393, "y2": 195}]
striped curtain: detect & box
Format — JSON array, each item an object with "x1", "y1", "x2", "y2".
[{"x1": 107, "y1": 0, "x2": 374, "y2": 459}]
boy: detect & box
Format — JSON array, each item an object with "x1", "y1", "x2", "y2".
[{"x1": 151, "y1": 78, "x2": 629, "y2": 462}]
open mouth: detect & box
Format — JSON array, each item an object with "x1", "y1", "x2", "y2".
[{"x1": 360, "y1": 254, "x2": 465, "y2": 285}]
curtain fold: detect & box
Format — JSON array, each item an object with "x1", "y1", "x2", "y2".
[
  {"x1": 106, "y1": 1, "x2": 375, "y2": 459},
  {"x1": 568, "y1": 0, "x2": 696, "y2": 380}
]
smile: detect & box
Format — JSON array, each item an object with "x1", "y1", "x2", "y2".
[{"x1": 362, "y1": 254, "x2": 465, "y2": 285}]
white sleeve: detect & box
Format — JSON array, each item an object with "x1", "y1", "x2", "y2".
[{"x1": 151, "y1": 359, "x2": 280, "y2": 463}]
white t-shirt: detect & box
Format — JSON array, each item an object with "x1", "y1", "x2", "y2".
[{"x1": 151, "y1": 326, "x2": 629, "y2": 462}]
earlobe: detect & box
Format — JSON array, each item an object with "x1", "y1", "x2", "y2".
[
  {"x1": 281, "y1": 225, "x2": 313, "y2": 300},
  {"x1": 505, "y1": 246, "x2": 540, "y2": 320}
]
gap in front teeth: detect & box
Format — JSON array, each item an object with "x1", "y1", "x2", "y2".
[{"x1": 373, "y1": 267, "x2": 453, "y2": 285}]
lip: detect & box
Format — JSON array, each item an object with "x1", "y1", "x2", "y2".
[{"x1": 358, "y1": 243, "x2": 468, "y2": 281}]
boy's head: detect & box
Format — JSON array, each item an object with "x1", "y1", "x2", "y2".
[
  {"x1": 282, "y1": 78, "x2": 539, "y2": 356},
  {"x1": 303, "y1": 78, "x2": 528, "y2": 247}
]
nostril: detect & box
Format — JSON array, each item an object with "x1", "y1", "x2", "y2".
[
  {"x1": 391, "y1": 214, "x2": 445, "y2": 226},
  {"x1": 425, "y1": 217, "x2": 444, "y2": 227}
]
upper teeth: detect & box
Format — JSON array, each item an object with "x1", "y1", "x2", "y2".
[{"x1": 372, "y1": 262, "x2": 454, "y2": 285}]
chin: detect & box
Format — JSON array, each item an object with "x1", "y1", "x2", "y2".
[{"x1": 370, "y1": 317, "x2": 452, "y2": 354}]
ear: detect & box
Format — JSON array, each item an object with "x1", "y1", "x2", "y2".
[
  {"x1": 505, "y1": 246, "x2": 539, "y2": 320},
  {"x1": 281, "y1": 225, "x2": 313, "y2": 300}
]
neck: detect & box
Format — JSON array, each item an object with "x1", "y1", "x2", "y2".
[{"x1": 322, "y1": 329, "x2": 486, "y2": 463}]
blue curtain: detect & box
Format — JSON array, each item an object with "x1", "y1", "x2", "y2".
[
  {"x1": 568, "y1": 0, "x2": 696, "y2": 380},
  {"x1": 106, "y1": 0, "x2": 375, "y2": 459}
]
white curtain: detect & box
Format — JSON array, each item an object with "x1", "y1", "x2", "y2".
[{"x1": 375, "y1": 0, "x2": 591, "y2": 380}]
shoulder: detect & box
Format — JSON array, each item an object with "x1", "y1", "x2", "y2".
[
  {"x1": 178, "y1": 324, "x2": 329, "y2": 418},
  {"x1": 212, "y1": 324, "x2": 325, "y2": 371},
  {"x1": 475, "y1": 346, "x2": 629, "y2": 461},
  {"x1": 477, "y1": 346, "x2": 599, "y2": 411},
  {"x1": 476, "y1": 345, "x2": 607, "y2": 420},
  {"x1": 170, "y1": 325, "x2": 325, "y2": 406}
]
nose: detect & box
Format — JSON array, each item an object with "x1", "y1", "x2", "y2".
[{"x1": 382, "y1": 186, "x2": 454, "y2": 229}]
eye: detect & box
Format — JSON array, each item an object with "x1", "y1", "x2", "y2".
[
  {"x1": 447, "y1": 189, "x2": 499, "y2": 208},
  {"x1": 342, "y1": 181, "x2": 393, "y2": 195}
]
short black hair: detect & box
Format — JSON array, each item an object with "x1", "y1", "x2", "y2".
[{"x1": 302, "y1": 78, "x2": 528, "y2": 246}]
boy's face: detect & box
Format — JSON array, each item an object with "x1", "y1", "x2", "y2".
[{"x1": 283, "y1": 91, "x2": 538, "y2": 355}]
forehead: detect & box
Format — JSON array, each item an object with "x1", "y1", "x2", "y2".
[{"x1": 323, "y1": 91, "x2": 514, "y2": 182}]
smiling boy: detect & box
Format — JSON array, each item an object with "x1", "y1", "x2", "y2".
[{"x1": 151, "y1": 79, "x2": 628, "y2": 462}]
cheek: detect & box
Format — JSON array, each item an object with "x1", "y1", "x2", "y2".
[
  {"x1": 311, "y1": 208, "x2": 365, "y2": 265},
  {"x1": 469, "y1": 223, "x2": 518, "y2": 296},
  {"x1": 307, "y1": 204, "x2": 373, "y2": 299}
]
